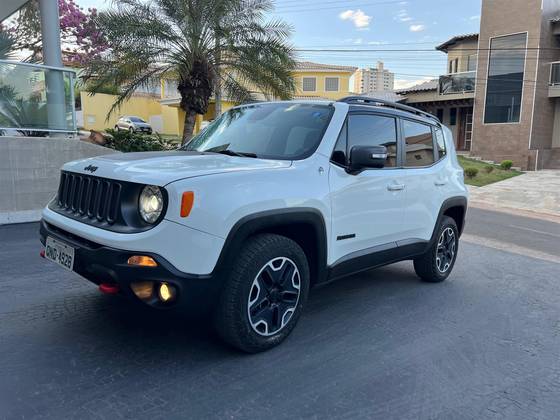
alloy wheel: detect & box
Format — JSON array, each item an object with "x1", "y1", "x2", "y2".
[
  {"x1": 436, "y1": 227, "x2": 456, "y2": 273},
  {"x1": 247, "y1": 257, "x2": 301, "y2": 336}
]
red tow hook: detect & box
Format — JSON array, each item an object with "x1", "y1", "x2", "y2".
[
  {"x1": 40, "y1": 249, "x2": 45, "y2": 258},
  {"x1": 99, "y1": 283, "x2": 120, "y2": 295}
]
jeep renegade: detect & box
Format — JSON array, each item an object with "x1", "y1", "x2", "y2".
[{"x1": 40, "y1": 97, "x2": 468, "y2": 352}]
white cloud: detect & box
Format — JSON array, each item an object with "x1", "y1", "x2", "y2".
[
  {"x1": 395, "y1": 9, "x2": 413, "y2": 22},
  {"x1": 339, "y1": 9, "x2": 372, "y2": 29},
  {"x1": 470, "y1": 15, "x2": 480, "y2": 20},
  {"x1": 409, "y1": 24, "x2": 426, "y2": 32}
]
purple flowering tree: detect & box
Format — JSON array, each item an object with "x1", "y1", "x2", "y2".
[{"x1": 7, "y1": 0, "x2": 108, "y2": 65}]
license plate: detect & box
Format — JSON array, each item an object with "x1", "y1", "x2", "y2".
[{"x1": 45, "y1": 237, "x2": 75, "y2": 271}]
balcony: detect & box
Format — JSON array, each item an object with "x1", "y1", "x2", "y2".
[
  {"x1": 0, "y1": 60, "x2": 76, "y2": 135},
  {"x1": 438, "y1": 71, "x2": 476, "y2": 95},
  {"x1": 549, "y1": 62, "x2": 560, "y2": 97}
]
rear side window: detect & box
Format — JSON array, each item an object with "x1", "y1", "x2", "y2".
[
  {"x1": 434, "y1": 128, "x2": 446, "y2": 160},
  {"x1": 403, "y1": 120, "x2": 435, "y2": 167}
]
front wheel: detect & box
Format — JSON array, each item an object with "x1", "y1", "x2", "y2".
[
  {"x1": 214, "y1": 234, "x2": 310, "y2": 353},
  {"x1": 413, "y1": 216, "x2": 459, "y2": 282}
]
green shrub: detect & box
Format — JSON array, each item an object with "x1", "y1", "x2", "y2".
[
  {"x1": 104, "y1": 129, "x2": 174, "y2": 152},
  {"x1": 483, "y1": 165, "x2": 494, "y2": 174},
  {"x1": 500, "y1": 160, "x2": 513, "y2": 170},
  {"x1": 464, "y1": 167, "x2": 479, "y2": 179}
]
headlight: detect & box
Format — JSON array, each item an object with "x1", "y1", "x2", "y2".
[{"x1": 139, "y1": 185, "x2": 164, "y2": 224}]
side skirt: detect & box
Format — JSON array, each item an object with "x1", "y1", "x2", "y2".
[{"x1": 325, "y1": 239, "x2": 429, "y2": 282}]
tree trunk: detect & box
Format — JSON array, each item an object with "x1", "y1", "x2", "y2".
[
  {"x1": 214, "y1": 42, "x2": 222, "y2": 119},
  {"x1": 181, "y1": 108, "x2": 197, "y2": 145}
]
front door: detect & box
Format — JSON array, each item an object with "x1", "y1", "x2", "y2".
[{"x1": 329, "y1": 113, "x2": 407, "y2": 263}]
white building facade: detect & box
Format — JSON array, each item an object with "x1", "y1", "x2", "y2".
[{"x1": 353, "y1": 61, "x2": 395, "y2": 94}]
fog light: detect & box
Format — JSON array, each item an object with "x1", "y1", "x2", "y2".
[
  {"x1": 127, "y1": 255, "x2": 158, "y2": 267},
  {"x1": 131, "y1": 281, "x2": 154, "y2": 300},
  {"x1": 158, "y1": 282, "x2": 176, "y2": 302}
]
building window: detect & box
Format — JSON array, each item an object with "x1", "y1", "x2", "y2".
[
  {"x1": 467, "y1": 54, "x2": 478, "y2": 72},
  {"x1": 436, "y1": 109, "x2": 444, "y2": 121},
  {"x1": 484, "y1": 32, "x2": 527, "y2": 124},
  {"x1": 302, "y1": 77, "x2": 316, "y2": 92},
  {"x1": 450, "y1": 108, "x2": 457, "y2": 125},
  {"x1": 325, "y1": 77, "x2": 339, "y2": 92},
  {"x1": 449, "y1": 58, "x2": 459, "y2": 74},
  {"x1": 403, "y1": 120, "x2": 435, "y2": 167}
]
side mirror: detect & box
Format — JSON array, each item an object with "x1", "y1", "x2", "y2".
[{"x1": 348, "y1": 145, "x2": 388, "y2": 173}]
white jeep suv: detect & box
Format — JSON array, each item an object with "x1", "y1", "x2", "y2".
[{"x1": 40, "y1": 97, "x2": 468, "y2": 352}]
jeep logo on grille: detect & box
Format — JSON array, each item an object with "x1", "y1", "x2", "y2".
[{"x1": 84, "y1": 165, "x2": 98, "y2": 173}]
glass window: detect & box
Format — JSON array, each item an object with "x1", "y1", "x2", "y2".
[
  {"x1": 403, "y1": 120, "x2": 435, "y2": 167},
  {"x1": 302, "y1": 77, "x2": 316, "y2": 92},
  {"x1": 182, "y1": 103, "x2": 333, "y2": 160},
  {"x1": 484, "y1": 33, "x2": 527, "y2": 124},
  {"x1": 450, "y1": 108, "x2": 457, "y2": 125},
  {"x1": 434, "y1": 128, "x2": 446, "y2": 160},
  {"x1": 467, "y1": 54, "x2": 478, "y2": 72},
  {"x1": 331, "y1": 122, "x2": 347, "y2": 166},
  {"x1": 347, "y1": 114, "x2": 398, "y2": 168},
  {"x1": 325, "y1": 77, "x2": 339, "y2": 91},
  {"x1": 436, "y1": 109, "x2": 444, "y2": 122}
]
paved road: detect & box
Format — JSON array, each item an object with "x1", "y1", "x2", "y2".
[{"x1": 1, "y1": 209, "x2": 559, "y2": 419}]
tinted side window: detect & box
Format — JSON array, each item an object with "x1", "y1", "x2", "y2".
[
  {"x1": 347, "y1": 114, "x2": 398, "y2": 168},
  {"x1": 331, "y1": 122, "x2": 347, "y2": 166},
  {"x1": 403, "y1": 120, "x2": 435, "y2": 167},
  {"x1": 434, "y1": 128, "x2": 446, "y2": 160}
]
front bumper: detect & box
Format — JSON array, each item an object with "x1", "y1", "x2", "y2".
[{"x1": 40, "y1": 219, "x2": 222, "y2": 309}]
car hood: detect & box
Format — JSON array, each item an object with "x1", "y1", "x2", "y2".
[{"x1": 62, "y1": 151, "x2": 292, "y2": 185}]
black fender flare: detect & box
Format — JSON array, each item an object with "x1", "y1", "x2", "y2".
[
  {"x1": 212, "y1": 208, "x2": 328, "y2": 284},
  {"x1": 430, "y1": 196, "x2": 468, "y2": 245}
]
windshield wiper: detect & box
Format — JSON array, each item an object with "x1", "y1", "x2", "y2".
[{"x1": 212, "y1": 150, "x2": 258, "y2": 158}]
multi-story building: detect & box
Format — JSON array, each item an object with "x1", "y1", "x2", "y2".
[
  {"x1": 293, "y1": 61, "x2": 357, "y2": 100},
  {"x1": 399, "y1": 0, "x2": 560, "y2": 170},
  {"x1": 353, "y1": 61, "x2": 395, "y2": 94}
]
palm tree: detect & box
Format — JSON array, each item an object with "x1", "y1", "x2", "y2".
[
  {"x1": 85, "y1": 0, "x2": 296, "y2": 144},
  {"x1": 0, "y1": 29, "x2": 16, "y2": 60}
]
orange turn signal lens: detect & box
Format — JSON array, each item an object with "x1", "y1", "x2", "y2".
[
  {"x1": 180, "y1": 191, "x2": 194, "y2": 217},
  {"x1": 127, "y1": 255, "x2": 158, "y2": 267}
]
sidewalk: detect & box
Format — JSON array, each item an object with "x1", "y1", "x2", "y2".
[{"x1": 468, "y1": 170, "x2": 560, "y2": 222}]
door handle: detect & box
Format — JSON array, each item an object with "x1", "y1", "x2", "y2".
[
  {"x1": 434, "y1": 180, "x2": 447, "y2": 186},
  {"x1": 387, "y1": 184, "x2": 405, "y2": 191}
]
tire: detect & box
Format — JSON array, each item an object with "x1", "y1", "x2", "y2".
[
  {"x1": 114, "y1": 125, "x2": 119, "y2": 131},
  {"x1": 128, "y1": 127, "x2": 134, "y2": 133},
  {"x1": 413, "y1": 216, "x2": 459, "y2": 283},
  {"x1": 214, "y1": 233, "x2": 310, "y2": 353}
]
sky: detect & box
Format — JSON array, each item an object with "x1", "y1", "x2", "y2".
[{"x1": 78, "y1": 0, "x2": 483, "y2": 89}]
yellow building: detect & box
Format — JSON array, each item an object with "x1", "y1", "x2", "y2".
[
  {"x1": 79, "y1": 61, "x2": 358, "y2": 137},
  {"x1": 293, "y1": 61, "x2": 357, "y2": 100}
]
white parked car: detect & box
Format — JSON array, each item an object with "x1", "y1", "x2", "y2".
[
  {"x1": 114, "y1": 116, "x2": 153, "y2": 134},
  {"x1": 40, "y1": 97, "x2": 468, "y2": 352}
]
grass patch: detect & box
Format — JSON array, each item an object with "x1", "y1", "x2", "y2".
[{"x1": 458, "y1": 156, "x2": 522, "y2": 187}]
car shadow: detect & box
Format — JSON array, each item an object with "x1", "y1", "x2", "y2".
[{"x1": 54, "y1": 261, "x2": 426, "y2": 358}]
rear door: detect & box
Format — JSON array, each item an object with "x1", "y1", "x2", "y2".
[
  {"x1": 399, "y1": 118, "x2": 443, "y2": 241},
  {"x1": 329, "y1": 112, "x2": 408, "y2": 262}
]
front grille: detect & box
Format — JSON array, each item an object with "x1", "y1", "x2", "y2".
[{"x1": 56, "y1": 172, "x2": 122, "y2": 225}]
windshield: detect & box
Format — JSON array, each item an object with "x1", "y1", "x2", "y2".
[
  {"x1": 181, "y1": 103, "x2": 334, "y2": 160},
  {"x1": 129, "y1": 117, "x2": 146, "y2": 123}
]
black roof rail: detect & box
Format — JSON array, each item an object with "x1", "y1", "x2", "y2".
[{"x1": 338, "y1": 96, "x2": 440, "y2": 123}]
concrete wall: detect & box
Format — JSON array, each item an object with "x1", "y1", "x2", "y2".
[{"x1": 0, "y1": 137, "x2": 117, "y2": 224}]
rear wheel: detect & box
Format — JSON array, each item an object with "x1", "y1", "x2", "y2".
[
  {"x1": 114, "y1": 125, "x2": 119, "y2": 131},
  {"x1": 214, "y1": 234, "x2": 310, "y2": 353},
  {"x1": 413, "y1": 216, "x2": 459, "y2": 283}
]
